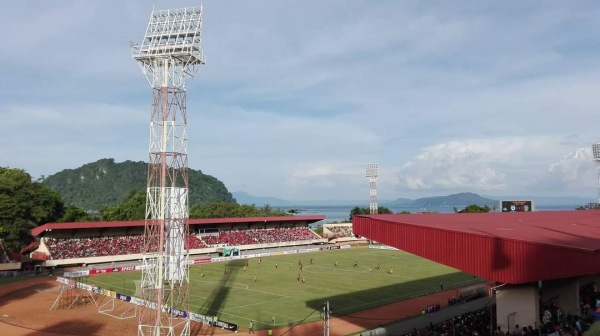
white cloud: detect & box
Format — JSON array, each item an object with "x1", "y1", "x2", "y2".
[
  {"x1": 524, "y1": 148, "x2": 597, "y2": 194},
  {"x1": 395, "y1": 137, "x2": 593, "y2": 196}
]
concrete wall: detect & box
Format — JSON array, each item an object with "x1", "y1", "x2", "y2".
[
  {"x1": 496, "y1": 283, "x2": 539, "y2": 333},
  {"x1": 0, "y1": 262, "x2": 21, "y2": 271},
  {"x1": 541, "y1": 278, "x2": 579, "y2": 316}
]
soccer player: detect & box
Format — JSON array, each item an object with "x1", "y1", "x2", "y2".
[
  {"x1": 335, "y1": 260, "x2": 339, "y2": 267},
  {"x1": 254, "y1": 274, "x2": 257, "y2": 282}
]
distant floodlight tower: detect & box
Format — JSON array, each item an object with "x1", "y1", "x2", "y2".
[
  {"x1": 131, "y1": 6, "x2": 205, "y2": 336},
  {"x1": 366, "y1": 163, "x2": 379, "y2": 214},
  {"x1": 593, "y1": 143, "x2": 600, "y2": 205}
]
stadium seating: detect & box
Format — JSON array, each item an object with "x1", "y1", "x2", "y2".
[
  {"x1": 186, "y1": 234, "x2": 208, "y2": 249},
  {"x1": 201, "y1": 228, "x2": 319, "y2": 247},
  {"x1": 45, "y1": 236, "x2": 144, "y2": 259},
  {"x1": 44, "y1": 228, "x2": 318, "y2": 259},
  {"x1": 45, "y1": 234, "x2": 207, "y2": 259},
  {"x1": 405, "y1": 306, "x2": 590, "y2": 336},
  {"x1": 328, "y1": 226, "x2": 354, "y2": 238},
  {"x1": 407, "y1": 309, "x2": 492, "y2": 336}
]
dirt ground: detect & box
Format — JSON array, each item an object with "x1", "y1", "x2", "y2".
[{"x1": 0, "y1": 276, "x2": 464, "y2": 336}]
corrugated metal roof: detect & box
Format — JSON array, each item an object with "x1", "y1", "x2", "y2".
[
  {"x1": 31, "y1": 215, "x2": 325, "y2": 237},
  {"x1": 353, "y1": 210, "x2": 600, "y2": 284},
  {"x1": 365, "y1": 210, "x2": 600, "y2": 252}
]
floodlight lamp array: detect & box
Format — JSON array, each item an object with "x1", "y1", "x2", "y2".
[
  {"x1": 366, "y1": 163, "x2": 379, "y2": 178},
  {"x1": 132, "y1": 7, "x2": 205, "y2": 62},
  {"x1": 593, "y1": 143, "x2": 600, "y2": 161},
  {"x1": 132, "y1": 6, "x2": 206, "y2": 89}
]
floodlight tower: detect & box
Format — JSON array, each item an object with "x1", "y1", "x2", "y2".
[
  {"x1": 131, "y1": 6, "x2": 205, "y2": 336},
  {"x1": 366, "y1": 163, "x2": 379, "y2": 214},
  {"x1": 593, "y1": 143, "x2": 600, "y2": 206}
]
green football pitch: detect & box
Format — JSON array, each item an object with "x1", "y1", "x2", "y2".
[{"x1": 88, "y1": 247, "x2": 480, "y2": 330}]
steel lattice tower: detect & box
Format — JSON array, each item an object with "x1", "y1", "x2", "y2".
[
  {"x1": 131, "y1": 6, "x2": 205, "y2": 336},
  {"x1": 593, "y1": 143, "x2": 600, "y2": 206},
  {"x1": 366, "y1": 163, "x2": 379, "y2": 215}
]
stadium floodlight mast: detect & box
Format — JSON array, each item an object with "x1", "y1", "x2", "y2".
[
  {"x1": 365, "y1": 163, "x2": 379, "y2": 215},
  {"x1": 593, "y1": 143, "x2": 600, "y2": 206},
  {"x1": 131, "y1": 6, "x2": 205, "y2": 336}
]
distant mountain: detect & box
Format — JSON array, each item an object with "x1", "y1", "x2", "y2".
[
  {"x1": 232, "y1": 191, "x2": 292, "y2": 206},
  {"x1": 384, "y1": 197, "x2": 414, "y2": 206},
  {"x1": 413, "y1": 192, "x2": 497, "y2": 207},
  {"x1": 41, "y1": 158, "x2": 235, "y2": 210}
]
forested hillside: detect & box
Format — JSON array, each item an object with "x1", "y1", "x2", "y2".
[{"x1": 41, "y1": 158, "x2": 235, "y2": 210}]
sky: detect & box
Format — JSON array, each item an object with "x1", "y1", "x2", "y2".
[{"x1": 2, "y1": 1, "x2": 600, "y2": 201}]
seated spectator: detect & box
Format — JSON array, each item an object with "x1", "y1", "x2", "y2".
[
  {"x1": 200, "y1": 227, "x2": 319, "y2": 247},
  {"x1": 45, "y1": 233, "x2": 207, "y2": 259}
]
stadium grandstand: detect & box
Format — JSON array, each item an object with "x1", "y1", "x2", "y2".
[
  {"x1": 28, "y1": 215, "x2": 326, "y2": 267},
  {"x1": 353, "y1": 210, "x2": 600, "y2": 334},
  {"x1": 321, "y1": 222, "x2": 365, "y2": 243}
]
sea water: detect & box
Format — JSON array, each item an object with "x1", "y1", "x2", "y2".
[{"x1": 285, "y1": 204, "x2": 579, "y2": 224}]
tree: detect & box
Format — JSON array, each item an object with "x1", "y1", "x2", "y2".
[
  {"x1": 454, "y1": 204, "x2": 491, "y2": 213},
  {"x1": 0, "y1": 168, "x2": 64, "y2": 252},
  {"x1": 100, "y1": 190, "x2": 146, "y2": 221},
  {"x1": 58, "y1": 205, "x2": 92, "y2": 222},
  {"x1": 348, "y1": 206, "x2": 392, "y2": 221},
  {"x1": 190, "y1": 202, "x2": 290, "y2": 219},
  {"x1": 576, "y1": 203, "x2": 600, "y2": 210}
]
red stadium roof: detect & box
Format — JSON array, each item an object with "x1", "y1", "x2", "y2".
[
  {"x1": 31, "y1": 215, "x2": 325, "y2": 237},
  {"x1": 353, "y1": 210, "x2": 600, "y2": 284}
]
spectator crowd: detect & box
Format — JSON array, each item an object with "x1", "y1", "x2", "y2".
[
  {"x1": 404, "y1": 304, "x2": 595, "y2": 336},
  {"x1": 202, "y1": 228, "x2": 319, "y2": 247},
  {"x1": 44, "y1": 227, "x2": 319, "y2": 259},
  {"x1": 328, "y1": 226, "x2": 354, "y2": 238}
]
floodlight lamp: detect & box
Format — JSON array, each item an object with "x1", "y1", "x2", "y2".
[
  {"x1": 593, "y1": 143, "x2": 600, "y2": 161},
  {"x1": 366, "y1": 163, "x2": 378, "y2": 177}
]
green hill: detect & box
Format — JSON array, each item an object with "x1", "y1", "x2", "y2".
[
  {"x1": 41, "y1": 158, "x2": 235, "y2": 210},
  {"x1": 413, "y1": 192, "x2": 497, "y2": 207}
]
